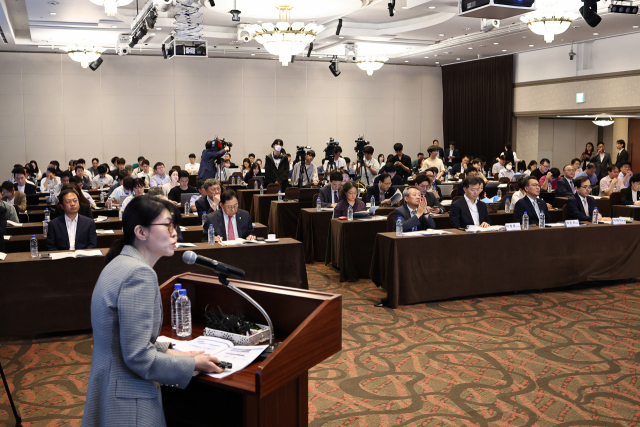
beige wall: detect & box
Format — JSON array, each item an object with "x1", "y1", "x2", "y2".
[{"x1": 0, "y1": 52, "x2": 443, "y2": 175}]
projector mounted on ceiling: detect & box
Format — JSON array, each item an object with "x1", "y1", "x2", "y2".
[{"x1": 458, "y1": 0, "x2": 536, "y2": 19}]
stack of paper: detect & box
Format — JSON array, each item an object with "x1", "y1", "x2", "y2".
[
  {"x1": 96, "y1": 229, "x2": 115, "y2": 234},
  {"x1": 358, "y1": 215, "x2": 387, "y2": 221},
  {"x1": 475, "y1": 225, "x2": 505, "y2": 232},
  {"x1": 7, "y1": 221, "x2": 22, "y2": 227},
  {"x1": 441, "y1": 200, "x2": 452, "y2": 206},
  {"x1": 3, "y1": 236, "x2": 10, "y2": 241},
  {"x1": 175, "y1": 242, "x2": 197, "y2": 248},
  {"x1": 0, "y1": 252, "x2": 7, "y2": 261},
  {"x1": 50, "y1": 250, "x2": 103, "y2": 260},
  {"x1": 402, "y1": 229, "x2": 453, "y2": 237},
  {"x1": 94, "y1": 216, "x2": 109, "y2": 222}
]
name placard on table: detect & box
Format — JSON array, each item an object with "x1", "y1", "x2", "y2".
[
  {"x1": 612, "y1": 218, "x2": 627, "y2": 225},
  {"x1": 564, "y1": 220, "x2": 580, "y2": 228},
  {"x1": 505, "y1": 223, "x2": 521, "y2": 231}
]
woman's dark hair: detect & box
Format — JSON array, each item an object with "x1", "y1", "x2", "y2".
[
  {"x1": 339, "y1": 181, "x2": 357, "y2": 200},
  {"x1": 106, "y1": 196, "x2": 180, "y2": 265},
  {"x1": 243, "y1": 158, "x2": 251, "y2": 169},
  {"x1": 527, "y1": 160, "x2": 538, "y2": 170},
  {"x1": 584, "y1": 142, "x2": 594, "y2": 154},
  {"x1": 134, "y1": 177, "x2": 146, "y2": 188},
  {"x1": 1, "y1": 181, "x2": 14, "y2": 193},
  {"x1": 30, "y1": 160, "x2": 39, "y2": 173},
  {"x1": 377, "y1": 154, "x2": 385, "y2": 163},
  {"x1": 111, "y1": 156, "x2": 119, "y2": 164}
]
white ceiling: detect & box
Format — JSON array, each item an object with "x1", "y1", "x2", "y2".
[{"x1": 1, "y1": 0, "x2": 639, "y2": 68}]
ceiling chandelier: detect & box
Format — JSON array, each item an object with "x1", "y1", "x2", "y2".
[
  {"x1": 89, "y1": 0, "x2": 134, "y2": 16},
  {"x1": 592, "y1": 114, "x2": 615, "y2": 126},
  {"x1": 520, "y1": 0, "x2": 581, "y2": 43},
  {"x1": 356, "y1": 56, "x2": 388, "y2": 76},
  {"x1": 61, "y1": 45, "x2": 106, "y2": 68},
  {"x1": 247, "y1": 6, "x2": 324, "y2": 66}
]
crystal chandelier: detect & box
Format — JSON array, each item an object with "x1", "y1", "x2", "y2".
[
  {"x1": 247, "y1": 6, "x2": 324, "y2": 66},
  {"x1": 89, "y1": 0, "x2": 134, "y2": 16},
  {"x1": 520, "y1": 0, "x2": 581, "y2": 43},
  {"x1": 62, "y1": 45, "x2": 106, "y2": 68},
  {"x1": 592, "y1": 114, "x2": 615, "y2": 126},
  {"x1": 356, "y1": 56, "x2": 388, "y2": 76}
]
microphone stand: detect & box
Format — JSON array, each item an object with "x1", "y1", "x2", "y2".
[{"x1": 0, "y1": 344, "x2": 23, "y2": 427}]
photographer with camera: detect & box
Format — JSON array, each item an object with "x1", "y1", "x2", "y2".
[
  {"x1": 357, "y1": 145, "x2": 379, "y2": 186},
  {"x1": 264, "y1": 139, "x2": 290, "y2": 190},
  {"x1": 198, "y1": 139, "x2": 228, "y2": 180},
  {"x1": 323, "y1": 142, "x2": 346, "y2": 173},
  {"x1": 291, "y1": 149, "x2": 319, "y2": 187}
]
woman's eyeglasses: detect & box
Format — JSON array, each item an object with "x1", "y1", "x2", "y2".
[{"x1": 148, "y1": 222, "x2": 177, "y2": 233}]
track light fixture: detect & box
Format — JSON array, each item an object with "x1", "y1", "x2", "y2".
[
  {"x1": 336, "y1": 18, "x2": 343, "y2": 35},
  {"x1": 89, "y1": 57, "x2": 103, "y2": 71},
  {"x1": 329, "y1": 56, "x2": 341, "y2": 77},
  {"x1": 579, "y1": 0, "x2": 601, "y2": 27},
  {"x1": 388, "y1": 0, "x2": 395, "y2": 16},
  {"x1": 609, "y1": 1, "x2": 638, "y2": 14},
  {"x1": 307, "y1": 42, "x2": 313, "y2": 57}
]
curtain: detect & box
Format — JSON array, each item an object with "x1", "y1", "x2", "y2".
[{"x1": 441, "y1": 55, "x2": 514, "y2": 161}]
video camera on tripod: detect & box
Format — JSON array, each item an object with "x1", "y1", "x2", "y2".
[
  {"x1": 354, "y1": 136, "x2": 370, "y2": 160},
  {"x1": 354, "y1": 136, "x2": 373, "y2": 187}
]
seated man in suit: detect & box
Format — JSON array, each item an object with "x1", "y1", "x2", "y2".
[
  {"x1": 195, "y1": 178, "x2": 222, "y2": 222},
  {"x1": 365, "y1": 172, "x2": 396, "y2": 206},
  {"x1": 202, "y1": 190, "x2": 255, "y2": 242},
  {"x1": 393, "y1": 187, "x2": 436, "y2": 232},
  {"x1": 414, "y1": 174, "x2": 444, "y2": 214},
  {"x1": 0, "y1": 198, "x2": 19, "y2": 223},
  {"x1": 46, "y1": 188, "x2": 97, "y2": 251},
  {"x1": 456, "y1": 167, "x2": 487, "y2": 197},
  {"x1": 319, "y1": 171, "x2": 343, "y2": 208},
  {"x1": 451, "y1": 155, "x2": 470, "y2": 178},
  {"x1": 424, "y1": 168, "x2": 444, "y2": 200},
  {"x1": 12, "y1": 166, "x2": 37, "y2": 195},
  {"x1": 1, "y1": 181, "x2": 26, "y2": 213},
  {"x1": 514, "y1": 176, "x2": 552, "y2": 226},
  {"x1": 566, "y1": 176, "x2": 610, "y2": 222},
  {"x1": 449, "y1": 177, "x2": 491, "y2": 229},
  {"x1": 555, "y1": 164, "x2": 577, "y2": 197},
  {"x1": 621, "y1": 174, "x2": 640, "y2": 206}
]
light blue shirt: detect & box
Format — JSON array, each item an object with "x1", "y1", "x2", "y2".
[
  {"x1": 575, "y1": 170, "x2": 598, "y2": 186},
  {"x1": 150, "y1": 173, "x2": 171, "y2": 187}
]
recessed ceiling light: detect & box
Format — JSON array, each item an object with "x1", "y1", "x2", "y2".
[
  {"x1": 150, "y1": 33, "x2": 156, "y2": 36},
  {"x1": 424, "y1": 56, "x2": 429, "y2": 58},
  {"x1": 111, "y1": 25, "x2": 118, "y2": 28},
  {"x1": 319, "y1": 56, "x2": 324, "y2": 58},
  {"x1": 529, "y1": 44, "x2": 534, "y2": 47},
  {"x1": 156, "y1": 27, "x2": 162, "y2": 30},
  {"x1": 429, "y1": 6, "x2": 435, "y2": 8},
  {"x1": 338, "y1": 36, "x2": 344, "y2": 39},
  {"x1": 502, "y1": 49, "x2": 507, "y2": 52},
  {"x1": 494, "y1": 42, "x2": 499, "y2": 45},
  {"x1": 463, "y1": 27, "x2": 471, "y2": 30},
  {"x1": 634, "y1": 25, "x2": 639, "y2": 28},
  {"x1": 434, "y1": 54, "x2": 438, "y2": 57},
  {"x1": 405, "y1": 60, "x2": 409, "y2": 62},
  {"x1": 522, "y1": 36, "x2": 527, "y2": 38},
  {"x1": 251, "y1": 53, "x2": 255, "y2": 56},
  {"x1": 257, "y1": 21, "x2": 262, "y2": 23},
  {"x1": 468, "y1": 47, "x2": 473, "y2": 49},
  {"x1": 593, "y1": 32, "x2": 599, "y2": 35},
  {"x1": 401, "y1": 6, "x2": 408, "y2": 9},
  {"x1": 325, "y1": 41, "x2": 330, "y2": 44},
  {"x1": 435, "y1": 62, "x2": 439, "y2": 64},
  {"x1": 439, "y1": 34, "x2": 445, "y2": 36},
  {"x1": 456, "y1": 58, "x2": 460, "y2": 60},
  {"x1": 573, "y1": 26, "x2": 579, "y2": 28},
  {"x1": 49, "y1": 12, "x2": 56, "y2": 15}
]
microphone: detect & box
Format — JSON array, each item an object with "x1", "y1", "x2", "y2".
[{"x1": 182, "y1": 251, "x2": 246, "y2": 279}]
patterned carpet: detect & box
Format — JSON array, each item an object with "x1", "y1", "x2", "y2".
[{"x1": 2, "y1": 264, "x2": 640, "y2": 426}]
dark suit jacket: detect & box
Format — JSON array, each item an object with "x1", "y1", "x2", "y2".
[
  {"x1": 195, "y1": 197, "x2": 219, "y2": 223},
  {"x1": 197, "y1": 148, "x2": 226, "y2": 180},
  {"x1": 445, "y1": 148, "x2": 460, "y2": 166},
  {"x1": 620, "y1": 186, "x2": 639, "y2": 206},
  {"x1": 392, "y1": 203, "x2": 436, "y2": 231},
  {"x1": 0, "y1": 205, "x2": 6, "y2": 253},
  {"x1": 202, "y1": 209, "x2": 253, "y2": 241},
  {"x1": 615, "y1": 149, "x2": 629, "y2": 168},
  {"x1": 318, "y1": 185, "x2": 340, "y2": 208},
  {"x1": 452, "y1": 163, "x2": 467, "y2": 175},
  {"x1": 424, "y1": 191, "x2": 444, "y2": 213},
  {"x1": 53, "y1": 202, "x2": 94, "y2": 220},
  {"x1": 449, "y1": 197, "x2": 491, "y2": 229},
  {"x1": 264, "y1": 154, "x2": 289, "y2": 188},
  {"x1": 555, "y1": 178, "x2": 575, "y2": 198},
  {"x1": 14, "y1": 182, "x2": 36, "y2": 195},
  {"x1": 365, "y1": 185, "x2": 393, "y2": 205},
  {"x1": 566, "y1": 193, "x2": 597, "y2": 221},
  {"x1": 589, "y1": 152, "x2": 612, "y2": 179},
  {"x1": 513, "y1": 196, "x2": 551, "y2": 225},
  {"x1": 46, "y1": 214, "x2": 97, "y2": 251}
]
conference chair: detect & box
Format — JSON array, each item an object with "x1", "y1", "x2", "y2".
[
  {"x1": 266, "y1": 183, "x2": 281, "y2": 194},
  {"x1": 247, "y1": 178, "x2": 261, "y2": 189},
  {"x1": 386, "y1": 212, "x2": 396, "y2": 232},
  {"x1": 610, "y1": 192, "x2": 622, "y2": 207},
  {"x1": 284, "y1": 187, "x2": 300, "y2": 201},
  {"x1": 453, "y1": 195, "x2": 463, "y2": 203},
  {"x1": 450, "y1": 188, "x2": 457, "y2": 198},
  {"x1": 499, "y1": 177, "x2": 511, "y2": 183},
  {"x1": 562, "y1": 204, "x2": 568, "y2": 221}
]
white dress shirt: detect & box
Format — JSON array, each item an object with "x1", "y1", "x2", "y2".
[
  {"x1": 65, "y1": 214, "x2": 79, "y2": 250},
  {"x1": 92, "y1": 174, "x2": 114, "y2": 189},
  {"x1": 527, "y1": 196, "x2": 541, "y2": 219},
  {"x1": 223, "y1": 212, "x2": 239, "y2": 240},
  {"x1": 185, "y1": 162, "x2": 200, "y2": 173},
  {"x1": 510, "y1": 190, "x2": 525, "y2": 211},
  {"x1": 111, "y1": 186, "x2": 133, "y2": 202},
  {"x1": 41, "y1": 177, "x2": 61, "y2": 192},
  {"x1": 120, "y1": 194, "x2": 134, "y2": 212},
  {"x1": 579, "y1": 195, "x2": 589, "y2": 216},
  {"x1": 499, "y1": 169, "x2": 514, "y2": 179},
  {"x1": 324, "y1": 157, "x2": 346, "y2": 172},
  {"x1": 464, "y1": 195, "x2": 480, "y2": 226},
  {"x1": 633, "y1": 191, "x2": 638, "y2": 203}
]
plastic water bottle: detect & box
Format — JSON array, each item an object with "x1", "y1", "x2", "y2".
[
  {"x1": 208, "y1": 224, "x2": 215, "y2": 244},
  {"x1": 254, "y1": 180, "x2": 258, "y2": 190},
  {"x1": 347, "y1": 205, "x2": 353, "y2": 221},
  {"x1": 175, "y1": 289, "x2": 192, "y2": 338},
  {"x1": 370, "y1": 196, "x2": 375, "y2": 208},
  {"x1": 505, "y1": 197, "x2": 511, "y2": 213},
  {"x1": 522, "y1": 212, "x2": 529, "y2": 230},
  {"x1": 539, "y1": 210, "x2": 546, "y2": 229},
  {"x1": 497, "y1": 189, "x2": 502, "y2": 199},
  {"x1": 118, "y1": 208, "x2": 123, "y2": 220},
  {"x1": 316, "y1": 196, "x2": 322, "y2": 211},
  {"x1": 44, "y1": 208, "x2": 50, "y2": 222},
  {"x1": 30, "y1": 235, "x2": 38, "y2": 258},
  {"x1": 592, "y1": 207, "x2": 599, "y2": 224},
  {"x1": 184, "y1": 201, "x2": 190, "y2": 216},
  {"x1": 396, "y1": 217, "x2": 403, "y2": 236},
  {"x1": 100, "y1": 190, "x2": 105, "y2": 203},
  {"x1": 106, "y1": 197, "x2": 112, "y2": 210},
  {"x1": 277, "y1": 190, "x2": 282, "y2": 202},
  {"x1": 171, "y1": 283, "x2": 182, "y2": 330},
  {"x1": 43, "y1": 220, "x2": 49, "y2": 237},
  {"x1": 260, "y1": 184, "x2": 264, "y2": 195}
]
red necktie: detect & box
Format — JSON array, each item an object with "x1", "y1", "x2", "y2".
[{"x1": 228, "y1": 216, "x2": 235, "y2": 240}]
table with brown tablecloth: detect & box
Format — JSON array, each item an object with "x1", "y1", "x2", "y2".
[
  {"x1": 0, "y1": 238, "x2": 306, "y2": 337},
  {"x1": 325, "y1": 217, "x2": 389, "y2": 282},
  {"x1": 371, "y1": 222, "x2": 640, "y2": 308},
  {"x1": 612, "y1": 205, "x2": 640, "y2": 220},
  {"x1": 237, "y1": 189, "x2": 259, "y2": 211},
  {"x1": 267, "y1": 200, "x2": 314, "y2": 237},
  {"x1": 554, "y1": 196, "x2": 612, "y2": 216},
  {"x1": 19, "y1": 207, "x2": 119, "y2": 224}
]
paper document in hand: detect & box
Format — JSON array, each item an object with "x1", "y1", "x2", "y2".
[
  {"x1": 7, "y1": 221, "x2": 22, "y2": 227},
  {"x1": 389, "y1": 189, "x2": 403, "y2": 205},
  {"x1": 179, "y1": 226, "x2": 187, "y2": 231},
  {"x1": 160, "y1": 336, "x2": 268, "y2": 379},
  {"x1": 3, "y1": 236, "x2": 9, "y2": 240}
]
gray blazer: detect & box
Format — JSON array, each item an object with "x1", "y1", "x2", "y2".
[{"x1": 83, "y1": 245, "x2": 195, "y2": 427}]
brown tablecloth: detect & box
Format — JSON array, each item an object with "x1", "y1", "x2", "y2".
[
  {"x1": 426, "y1": 209, "x2": 564, "y2": 229},
  {"x1": 371, "y1": 223, "x2": 640, "y2": 308},
  {"x1": 612, "y1": 205, "x2": 640, "y2": 220},
  {"x1": 238, "y1": 189, "x2": 260, "y2": 211},
  {"x1": 554, "y1": 196, "x2": 612, "y2": 216},
  {"x1": 0, "y1": 238, "x2": 306, "y2": 337},
  {"x1": 267, "y1": 200, "x2": 313, "y2": 237},
  {"x1": 19, "y1": 207, "x2": 119, "y2": 223},
  {"x1": 325, "y1": 217, "x2": 388, "y2": 282}
]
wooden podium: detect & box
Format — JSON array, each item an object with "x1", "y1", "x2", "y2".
[{"x1": 158, "y1": 273, "x2": 342, "y2": 427}]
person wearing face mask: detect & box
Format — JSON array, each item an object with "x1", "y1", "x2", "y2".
[
  {"x1": 264, "y1": 139, "x2": 290, "y2": 190},
  {"x1": 498, "y1": 161, "x2": 515, "y2": 180}
]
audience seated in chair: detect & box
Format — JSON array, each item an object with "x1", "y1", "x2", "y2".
[
  {"x1": 202, "y1": 190, "x2": 255, "y2": 242},
  {"x1": 12, "y1": 166, "x2": 37, "y2": 195},
  {"x1": 620, "y1": 174, "x2": 640, "y2": 206},
  {"x1": 195, "y1": 179, "x2": 222, "y2": 222},
  {"x1": 566, "y1": 176, "x2": 610, "y2": 222},
  {"x1": 1, "y1": 181, "x2": 26, "y2": 213},
  {"x1": 393, "y1": 187, "x2": 436, "y2": 232},
  {"x1": 414, "y1": 174, "x2": 444, "y2": 214},
  {"x1": 46, "y1": 188, "x2": 97, "y2": 251},
  {"x1": 333, "y1": 181, "x2": 366, "y2": 218},
  {"x1": 449, "y1": 177, "x2": 491, "y2": 229},
  {"x1": 319, "y1": 172, "x2": 344, "y2": 208},
  {"x1": 513, "y1": 176, "x2": 552, "y2": 226}
]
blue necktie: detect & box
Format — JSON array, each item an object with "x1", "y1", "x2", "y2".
[
  {"x1": 333, "y1": 190, "x2": 338, "y2": 203},
  {"x1": 411, "y1": 209, "x2": 417, "y2": 231}
]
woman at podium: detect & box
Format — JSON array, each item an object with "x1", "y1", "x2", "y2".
[{"x1": 82, "y1": 196, "x2": 223, "y2": 427}]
